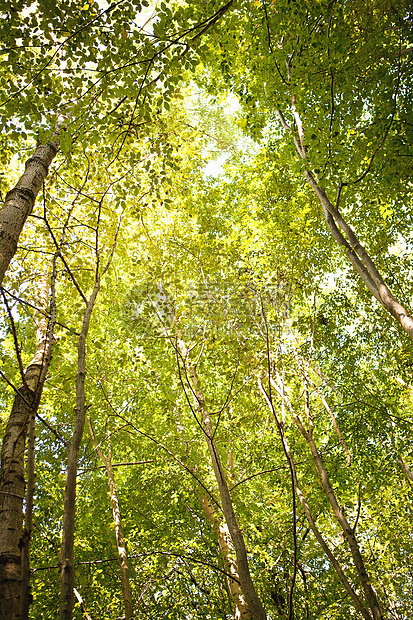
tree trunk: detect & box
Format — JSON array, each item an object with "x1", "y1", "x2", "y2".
[
  {"x1": 304, "y1": 169, "x2": 413, "y2": 342},
  {"x1": 88, "y1": 419, "x2": 133, "y2": 620},
  {"x1": 277, "y1": 106, "x2": 413, "y2": 342},
  {"x1": 200, "y1": 494, "x2": 252, "y2": 620},
  {"x1": 309, "y1": 443, "x2": 383, "y2": 619},
  {"x1": 270, "y1": 377, "x2": 382, "y2": 620},
  {"x1": 59, "y1": 283, "x2": 99, "y2": 620},
  {"x1": 0, "y1": 141, "x2": 58, "y2": 286},
  {"x1": 19, "y1": 409, "x2": 35, "y2": 619},
  {"x1": 0, "y1": 277, "x2": 52, "y2": 620},
  {"x1": 258, "y1": 379, "x2": 373, "y2": 620},
  {"x1": 59, "y1": 205, "x2": 119, "y2": 620},
  {"x1": 177, "y1": 335, "x2": 266, "y2": 620}
]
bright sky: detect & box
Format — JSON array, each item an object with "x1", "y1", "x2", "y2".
[{"x1": 202, "y1": 94, "x2": 243, "y2": 177}]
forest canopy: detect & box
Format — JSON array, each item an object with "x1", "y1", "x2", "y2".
[{"x1": 0, "y1": 1, "x2": 412, "y2": 619}]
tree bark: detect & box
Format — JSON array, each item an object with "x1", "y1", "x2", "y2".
[
  {"x1": 58, "y1": 213, "x2": 119, "y2": 619},
  {"x1": 277, "y1": 106, "x2": 413, "y2": 342},
  {"x1": 177, "y1": 336, "x2": 266, "y2": 620},
  {"x1": 304, "y1": 170, "x2": 413, "y2": 342},
  {"x1": 258, "y1": 379, "x2": 373, "y2": 620},
  {"x1": 88, "y1": 419, "x2": 133, "y2": 620},
  {"x1": 19, "y1": 410, "x2": 35, "y2": 620},
  {"x1": 0, "y1": 141, "x2": 58, "y2": 286},
  {"x1": 59, "y1": 282, "x2": 100, "y2": 620},
  {"x1": 270, "y1": 377, "x2": 383, "y2": 620},
  {"x1": 0, "y1": 277, "x2": 52, "y2": 620},
  {"x1": 200, "y1": 494, "x2": 252, "y2": 619}
]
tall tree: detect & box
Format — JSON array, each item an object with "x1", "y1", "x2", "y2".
[
  {"x1": 202, "y1": 0, "x2": 413, "y2": 341},
  {"x1": 88, "y1": 419, "x2": 133, "y2": 620},
  {"x1": 0, "y1": 270, "x2": 55, "y2": 619}
]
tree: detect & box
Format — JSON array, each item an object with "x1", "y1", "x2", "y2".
[
  {"x1": 0, "y1": 272, "x2": 54, "y2": 619},
  {"x1": 202, "y1": 0, "x2": 413, "y2": 341},
  {"x1": 88, "y1": 418, "x2": 133, "y2": 619}
]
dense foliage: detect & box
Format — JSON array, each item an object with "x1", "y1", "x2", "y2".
[{"x1": 0, "y1": 1, "x2": 412, "y2": 619}]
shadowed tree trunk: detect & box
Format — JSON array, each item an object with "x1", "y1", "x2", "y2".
[
  {"x1": 0, "y1": 276, "x2": 53, "y2": 620},
  {"x1": 59, "y1": 214, "x2": 119, "y2": 620},
  {"x1": 59, "y1": 281, "x2": 100, "y2": 620},
  {"x1": 0, "y1": 135, "x2": 62, "y2": 286},
  {"x1": 258, "y1": 378, "x2": 373, "y2": 620},
  {"x1": 270, "y1": 371, "x2": 383, "y2": 620}
]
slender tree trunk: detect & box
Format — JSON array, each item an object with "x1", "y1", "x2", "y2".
[
  {"x1": 0, "y1": 277, "x2": 52, "y2": 620},
  {"x1": 73, "y1": 588, "x2": 92, "y2": 620},
  {"x1": 277, "y1": 106, "x2": 413, "y2": 342},
  {"x1": 398, "y1": 457, "x2": 413, "y2": 483},
  {"x1": 200, "y1": 494, "x2": 252, "y2": 620},
  {"x1": 59, "y1": 282, "x2": 100, "y2": 620},
  {"x1": 305, "y1": 169, "x2": 413, "y2": 342},
  {"x1": 59, "y1": 207, "x2": 119, "y2": 620},
  {"x1": 0, "y1": 141, "x2": 58, "y2": 286},
  {"x1": 270, "y1": 377, "x2": 383, "y2": 620},
  {"x1": 177, "y1": 335, "x2": 266, "y2": 620},
  {"x1": 88, "y1": 419, "x2": 133, "y2": 620},
  {"x1": 19, "y1": 410, "x2": 35, "y2": 620},
  {"x1": 258, "y1": 379, "x2": 373, "y2": 620},
  {"x1": 308, "y1": 440, "x2": 383, "y2": 619}
]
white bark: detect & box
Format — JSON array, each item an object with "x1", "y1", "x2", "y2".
[
  {"x1": 177, "y1": 335, "x2": 266, "y2": 620},
  {"x1": 0, "y1": 142, "x2": 58, "y2": 285},
  {"x1": 88, "y1": 420, "x2": 133, "y2": 619},
  {"x1": 200, "y1": 494, "x2": 252, "y2": 619}
]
